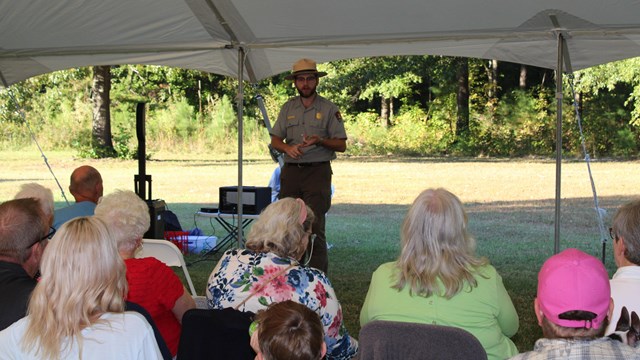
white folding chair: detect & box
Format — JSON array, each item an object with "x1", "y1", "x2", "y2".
[{"x1": 136, "y1": 239, "x2": 198, "y2": 297}]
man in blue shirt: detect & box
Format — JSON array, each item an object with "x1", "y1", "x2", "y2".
[{"x1": 53, "y1": 165, "x2": 103, "y2": 229}]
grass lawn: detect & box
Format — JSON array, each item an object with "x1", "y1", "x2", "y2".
[{"x1": 1, "y1": 150, "x2": 639, "y2": 352}]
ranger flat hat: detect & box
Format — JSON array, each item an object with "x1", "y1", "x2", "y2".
[{"x1": 284, "y1": 58, "x2": 328, "y2": 80}]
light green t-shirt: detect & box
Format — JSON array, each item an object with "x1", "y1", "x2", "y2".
[{"x1": 360, "y1": 262, "x2": 519, "y2": 360}]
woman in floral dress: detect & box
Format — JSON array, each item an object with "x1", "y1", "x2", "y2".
[{"x1": 206, "y1": 198, "x2": 358, "y2": 360}]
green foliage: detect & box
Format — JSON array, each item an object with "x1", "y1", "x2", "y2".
[
  {"x1": 346, "y1": 104, "x2": 453, "y2": 156},
  {"x1": 613, "y1": 128, "x2": 638, "y2": 157},
  {"x1": 2, "y1": 57, "x2": 639, "y2": 158},
  {"x1": 458, "y1": 89, "x2": 556, "y2": 157},
  {"x1": 576, "y1": 58, "x2": 640, "y2": 126},
  {"x1": 173, "y1": 99, "x2": 198, "y2": 138}
]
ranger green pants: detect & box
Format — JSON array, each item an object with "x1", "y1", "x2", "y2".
[{"x1": 279, "y1": 162, "x2": 332, "y2": 273}]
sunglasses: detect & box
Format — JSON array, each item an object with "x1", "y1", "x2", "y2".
[{"x1": 27, "y1": 226, "x2": 56, "y2": 249}]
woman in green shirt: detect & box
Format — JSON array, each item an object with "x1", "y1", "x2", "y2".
[{"x1": 360, "y1": 188, "x2": 519, "y2": 360}]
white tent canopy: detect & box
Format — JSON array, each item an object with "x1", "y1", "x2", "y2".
[
  {"x1": 2, "y1": 0, "x2": 640, "y2": 86},
  {"x1": 2, "y1": 0, "x2": 640, "y2": 248}
]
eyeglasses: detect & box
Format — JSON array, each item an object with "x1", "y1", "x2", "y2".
[
  {"x1": 295, "y1": 75, "x2": 317, "y2": 83},
  {"x1": 27, "y1": 227, "x2": 55, "y2": 249},
  {"x1": 609, "y1": 227, "x2": 617, "y2": 240}
]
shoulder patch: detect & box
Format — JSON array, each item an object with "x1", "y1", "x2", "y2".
[{"x1": 335, "y1": 111, "x2": 343, "y2": 122}]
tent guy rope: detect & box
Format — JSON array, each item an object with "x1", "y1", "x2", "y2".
[{"x1": 6, "y1": 89, "x2": 69, "y2": 206}]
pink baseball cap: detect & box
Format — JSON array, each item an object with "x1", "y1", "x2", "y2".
[{"x1": 537, "y1": 248, "x2": 611, "y2": 329}]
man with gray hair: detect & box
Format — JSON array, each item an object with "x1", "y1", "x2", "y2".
[
  {"x1": 606, "y1": 198, "x2": 640, "y2": 335},
  {"x1": 53, "y1": 165, "x2": 103, "y2": 229},
  {"x1": 0, "y1": 198, "x2": 49, "y2": 330}
]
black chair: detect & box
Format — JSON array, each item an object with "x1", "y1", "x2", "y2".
[
  {"x1": 125, "y1": 301, "x2": 172, "y2": 360},
  {"x1": 177, "y1": 308, "x2": 256, "y2": 360},
  {"x1": 357, "y1": 320, "x2": 488, "y2": 360}
]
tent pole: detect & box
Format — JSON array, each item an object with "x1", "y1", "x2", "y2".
[
  {"x1": 554, "y1": 33, "x2": 564, "y2": 254},
  {"x1": 237, "y1": 47, "x2": 245, "y2": 246}
]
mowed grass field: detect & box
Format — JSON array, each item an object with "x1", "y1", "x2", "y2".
[{"x1": 1, "y1": 150, "x2": 638, "y2": 352}]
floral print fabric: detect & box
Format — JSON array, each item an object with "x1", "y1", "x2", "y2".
[{"x1": 206, "y1": 249, "x2": 358, "y2": 359}]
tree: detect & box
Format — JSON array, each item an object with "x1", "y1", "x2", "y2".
[
  {"x1": 519, "y1": 64, "x2": 527, "y2": 89},
  {"x1": 455, "y1": 57, "x2": 469, "y2": 137},
  {"x1": 91, "y1": 65, "x2": 115, "y2": 157}
]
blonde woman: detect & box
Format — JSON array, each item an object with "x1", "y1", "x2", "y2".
[
  {"x1": 0, "y1": 216, "x2": 162, "y2": 359},
  {"x1": 94, "y1": 190, "x2": 195, "y2": 357},
  {"x1": 206, "y1": 198, "x2": 358, "y2": 360},
  {"x1": 360, "y1": 188, "x2": 519, "y2": 360}
]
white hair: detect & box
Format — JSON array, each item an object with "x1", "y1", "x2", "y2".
[
  {"x1": 14, "y1": 183, "x2": 54, "y2": 226},
  {"x1": 94, "y1": 190, "x2": 150, "y2": 253}
]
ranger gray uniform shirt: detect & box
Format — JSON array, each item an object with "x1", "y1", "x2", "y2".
[{"x1": 271, "y1": 95, "x2": 347, "y2": 163}]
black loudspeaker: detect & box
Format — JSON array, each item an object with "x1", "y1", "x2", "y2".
[
  {"x1": 219, "y1": 186, "x2": 271, "y2": 215},
  {"x1": 145, "y1": 199, "x2": 166, "y2": 239}
]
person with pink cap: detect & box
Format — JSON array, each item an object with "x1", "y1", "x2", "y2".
[{"x1": 510, "y1": 248, "x2": 638, "y2": 359}]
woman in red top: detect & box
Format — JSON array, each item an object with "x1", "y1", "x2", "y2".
[{"x1": 95, "y1": 190, "x2": 196, "y2": 356}]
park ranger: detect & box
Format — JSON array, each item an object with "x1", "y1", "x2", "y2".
[{"x1": 270, "y1": 58, "x2": 347, "y2": 273}]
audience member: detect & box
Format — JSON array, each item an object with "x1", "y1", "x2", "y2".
[
  {"x1": 360, "y1": 188, "x2": 519, "y2": 360},
  {"x1": 14, "y1": 183, "x2": 55, "y2": 228},
  {"x1": 53, "y1": 165, "x2": 103, "y2": 229},
  {"x1": 0, "y1": 198, "x2": 49, "y2": 331},
  {"x1": 0, "y1": 216, "x2": 162, "y2": 358},
  {"x1": 206, "y1": 198, "x2": 358, "y2": 360},
  {"x1": 250, "y1": 300, "x2": 326, "y2": 360},
  {"x1": 94, "y1": 189, "x2": 195, "y2": 357},
  {"x1": 607, "y1": 199, "x2": 640, "y2": 335},
  {"x1": 510, "y1": 248, "x2": 637, "y2": 359}
]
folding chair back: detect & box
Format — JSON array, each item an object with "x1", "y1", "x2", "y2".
[
  {"x1": 176, "y1": 308, "x2": 255, "y2": 360},
  {"x1": 358, "y1": 320, "x2": 488, "y2": 360},
  {"x1": 137, "y1": 239, "x2": 197, "y2": 296}
]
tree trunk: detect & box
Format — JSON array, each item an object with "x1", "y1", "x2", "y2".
[
  {"x1": 488, "y1": 59, "x2": 498, "y2": 98},
  {"x1": 91, "y1": 65, "x2": 115, "y2": 157},
  {"x1": 456, "y1": 57, "x2": 470, "y2": 137},
  {"x1": 380, "y1": 94, "x2": 389, "y2": 128},
  {"x1": 519, "y1": 64, "x2": 527, "y2": 89}
]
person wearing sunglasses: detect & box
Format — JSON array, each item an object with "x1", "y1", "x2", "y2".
[
  {"x1": 606, "y1": 199, "x2": 640, "y2": 335},
  {"x1": 207, "y1": 198, "x2": 358, "y2": 360},
  {"x1": 0, "y1": 216, "x2": 163, "y2": 359},
  {"x1": 0, "y1": 198, "x2": 49, "y2": 331}
]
